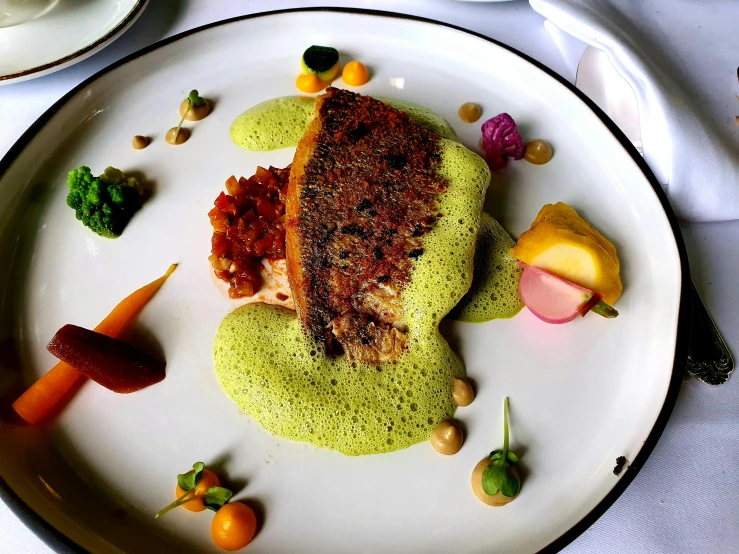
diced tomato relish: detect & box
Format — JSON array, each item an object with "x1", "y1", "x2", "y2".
[{"x1": 209, "y1": 166, "x2": 290, "y2": 298}]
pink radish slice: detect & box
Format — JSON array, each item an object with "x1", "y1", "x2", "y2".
[{"x1": 518, "y1": 263, "x2": 598, "y2": 324}]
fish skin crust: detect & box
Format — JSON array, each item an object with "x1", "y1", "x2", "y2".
[{"x1": 286, "y1": 88, "x2": 447, "y2": 363}]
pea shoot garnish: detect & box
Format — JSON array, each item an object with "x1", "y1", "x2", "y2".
[
  {"x1": 155, "y1": 461, "x2": 233, "y2": 518},
  {"x1": 171, "y1": 90, "x2": 202, "y2": 142},
  {"x1": 188, "y1": 89, "x2": 206, "y2": 108},
  {"x1": 167, "y1": 90, "x2": 210, "y2": 145},
  {"x1": 154, "y1": 462, "x2": 260, "y2": 550},
  {"x1": 481, "y1": 397, "x2": 521, "y2": 500},
  {"x1": 178, "y1": 460, "x2": 205, "y2": 491}
]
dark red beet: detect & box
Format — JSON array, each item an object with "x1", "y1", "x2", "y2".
[{"x1": 47, "y1": 324, "x2": 165, "y2": 393}]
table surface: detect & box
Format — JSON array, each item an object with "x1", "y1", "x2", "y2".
[{"x1": 1, "y1": 1, "x2": 737, "y2": 553}]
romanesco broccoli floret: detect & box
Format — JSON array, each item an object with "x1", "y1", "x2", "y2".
[{"x1": 66, "y1": 166, "x2": 142, "y2": 238}]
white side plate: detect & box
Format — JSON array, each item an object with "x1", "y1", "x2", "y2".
[{"x1": 0, "y1": 0, "x2": 147, "y2": 85}]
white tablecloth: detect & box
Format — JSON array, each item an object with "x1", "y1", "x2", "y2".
[{"x1": 1, "y1": 1, "x2": 737, "y2": 552}]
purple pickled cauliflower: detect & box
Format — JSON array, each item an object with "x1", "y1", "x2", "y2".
[{"x1": 481, "y1": 113, "x2": 525, "y2": 170}]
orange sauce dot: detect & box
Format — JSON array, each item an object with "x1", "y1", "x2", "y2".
[
  {"x1": 296, "y1": 73, "x2": 328, "y2": 94},
  {"x1": 342, "y1": 61, "x2": 370, "y2": 87}
]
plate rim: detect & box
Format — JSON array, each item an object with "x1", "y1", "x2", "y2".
[
  {"x1": 0, "y1": 0, "x2": 149, "y2": 85},
  {"x1": 0, "y1": 7, "x2": 691, "y2": 553}
]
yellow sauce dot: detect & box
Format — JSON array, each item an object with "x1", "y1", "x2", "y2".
[
  {"x1": 430, "y1": 420, "x2": 463, "y2": 455},
  {"x1": 523, "y1": 139, "x2": 553, "y2": 165},
  {"x1": 165, "y1": 127, "x2": 190, "y2": 145},
  {"x1": 342, "y1": 61, "x2": 370, "y2": 87},
  {"x1": 296, "y1": 73, "x2": 328, "y2": 94},
  {"x1": 452, "y1": 378, "x2": 474, "y2": 406},
  {"x1": 458, "y1": 102, "x2": 482, "y2": 123},
  {"x1": 179, "y1": 98, "x2": 211, "y2": 121}
]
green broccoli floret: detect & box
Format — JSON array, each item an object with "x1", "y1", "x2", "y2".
[{"x1": 66, "y1": 166, "x2": 143, "y2": 238}]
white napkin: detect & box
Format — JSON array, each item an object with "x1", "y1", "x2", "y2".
[{"x1": 529, "y1": 0, "x2": 739, "y2": 222}]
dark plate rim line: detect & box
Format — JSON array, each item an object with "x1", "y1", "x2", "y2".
[{"x1": 0, "y1": 7, "x2": 691, "y2": 554}]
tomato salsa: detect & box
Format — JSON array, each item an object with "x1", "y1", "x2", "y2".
[{"x1": 208, "y1": 166, "x2": 289, "y2": 297}]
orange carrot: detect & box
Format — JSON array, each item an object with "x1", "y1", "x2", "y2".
[{"x1": 12, "y1": 264, "x2": 177, "y2": 425}]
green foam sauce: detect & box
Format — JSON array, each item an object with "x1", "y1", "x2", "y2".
[
  {"x1": 449, "y1": 213, "x2": 524, "y2": 322},
  {"x1": 230, "y1": 96, "x2": 459, "y2": 151},
  {"x1": 214, "y1": 139, "x2": 489, "y2": 455}
]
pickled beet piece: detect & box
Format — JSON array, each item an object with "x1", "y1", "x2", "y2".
[
  {"x1": 518, "y1": 263, "x2": 618, "y2": 324},
  {"x1": 519, "y1": 263, "x2": 594, "y2": 324},
  {"x1": 47, "y1": 324, "x2": 165, "y2": 393}
]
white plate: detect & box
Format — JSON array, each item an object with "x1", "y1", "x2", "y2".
[
  {"x1": 0, "y1": 0, "x2": 147, "y2": 85},
  {"x1": 0, "y1": 8, "x2": 689, "y2": 554}
]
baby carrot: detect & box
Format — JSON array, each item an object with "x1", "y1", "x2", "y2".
[{"x1": 12, "y1": 264, "x2": 177, "y2": 424}]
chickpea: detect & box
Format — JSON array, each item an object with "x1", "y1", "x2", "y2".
[
  {"x1": 471, "y1": 457, "x2": 520, "y2": 506},
  {"x1": 452, "y1": 378, "x2": 474, "y2": 407},
  {"x1": 430, "y1": 420, "x2": 463, "y2": 455}
]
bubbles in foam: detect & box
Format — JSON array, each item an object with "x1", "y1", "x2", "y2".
[
  {"x1": 215, "y1": 302, "x2": 463, "y2": 455},
  {"x1": 230, "y1": 96, "x2": 315, "y2": 151},
  {"x1": 215, "y1": 110, "x2": 491, "y2": 455},
  {"x1": 449, "y1": 212, "x2": 524, "y2": 322},
  {"x1": 229, "y1": 96, "x2": 460, "y2": 153}
]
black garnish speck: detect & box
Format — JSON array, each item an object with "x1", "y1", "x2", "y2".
[{"x1": 613, "y1": 456, "x2": 627, "y2": 475}]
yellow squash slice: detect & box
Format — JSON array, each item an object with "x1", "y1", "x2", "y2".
[{"x1": 511, "y1": 202, "x2": 622, "y2": 304}]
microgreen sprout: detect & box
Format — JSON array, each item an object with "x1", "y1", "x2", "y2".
[
  {"x1": 155, "y1": 462, "x2": 233, "y2": 518},
  {"x1": 177, "y1": 461, "x2": 204, "y2": 491},
  {"x1": 188, "y1": 89, "x2": 206, "y2": 108},
  {"x1": 481, "y1": 397, "x2": 521, "y2": 498},
  {"x1": 172, "y1": 90, "x2": 206, "y2": 142}
]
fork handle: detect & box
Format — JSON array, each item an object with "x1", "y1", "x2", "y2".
[{"x1": 686, "y1": 281, "x2": 734, "y2": 385}]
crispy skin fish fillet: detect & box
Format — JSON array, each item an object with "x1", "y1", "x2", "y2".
[{"x1": 286, "y1": 88, "x2": 447, "y2": 363}]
